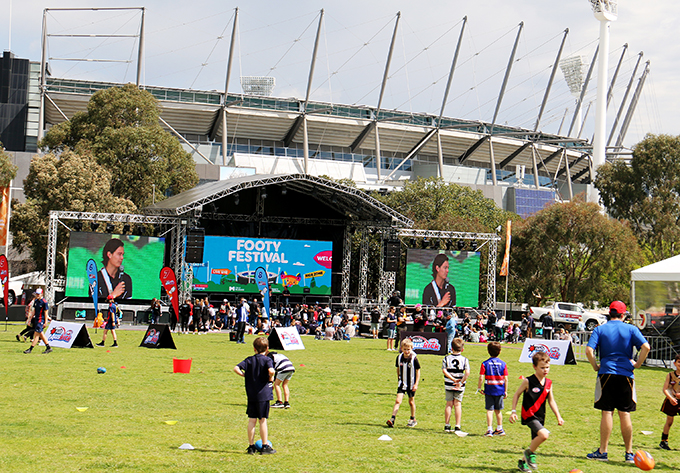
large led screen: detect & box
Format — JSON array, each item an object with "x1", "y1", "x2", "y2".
[
  {"x1": 404, "y1": 249, "x2": 481, "y2": 308},
  {"x1": 65, "y1": 232, "x2": 166, "y2": 300},
  {"x1": 191, "y1": 236, "x2": 332, "y2": 295}
]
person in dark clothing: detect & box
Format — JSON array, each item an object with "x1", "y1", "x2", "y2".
[
  {"x1": 233, "y1": 337, "x2": 276, "y2": 454},
  {"x1": 422, "y1": 253, "x2": 456, "y2": 308},
  {"x1": 97, "y1": 238, "x2": 133, "y2": 300},
  {"x1": 179, "y1": 299, "x2": 191, "y2": 333},
  {"x1": 542, "y1": 314, "x2": 554, "y2": 340}
]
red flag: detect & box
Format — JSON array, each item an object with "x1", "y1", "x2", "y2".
[
  {"x1": 159, "y1": 267, "x2": 179, "y2": 321},
  {"x1": 0, "y1": 254, "x2": 8, "y2": 318},
  {"x1": 499, "y1": 220, "x2": 512, "y2": 277}
]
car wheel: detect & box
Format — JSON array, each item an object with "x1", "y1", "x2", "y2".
[
  {"x1": 585, "y1": 319, "x2": 598, "y2": 331},
  {"x1": 6, "y1": 290, "x2": 15, "y2": 306}
]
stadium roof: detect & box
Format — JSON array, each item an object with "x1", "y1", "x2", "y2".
[{"x1": 44, "y1": 78, "x2": 593, "y2": 185}]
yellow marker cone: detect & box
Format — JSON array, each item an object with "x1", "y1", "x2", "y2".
[
  {"x1": 164, "y1": 420, "x2": 178, "y2": 425},
  {"x1": 76, "y1": 407, "x2": 89, "y2": 412}
]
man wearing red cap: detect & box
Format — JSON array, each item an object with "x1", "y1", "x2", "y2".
[{"x1": 585, "y1": 300, "x2": 650, "y2": 463}]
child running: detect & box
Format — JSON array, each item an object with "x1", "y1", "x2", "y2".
[
  {"x1": 509, "y1": 351, "x2": 564, "y2": 472},
  {"x1": 660, "y1": 353, "x2": 680, "y2": 450},
  {"x1": 386, "y1": 338, "x2": 421, "y2": 428},
  {"x1": 442, "y1": 338, "x2": 470, "y2": 435},
  {"x1": 477, "y1": 341, "x2": 508, "y2": 436}
]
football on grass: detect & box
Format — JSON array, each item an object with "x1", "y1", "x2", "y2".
[{"x1": 634, "y1": 450, "x2": 655, "y2": 471}]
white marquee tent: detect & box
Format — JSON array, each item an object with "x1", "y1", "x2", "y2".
[{"x1": 630, "y1": 254, "x2": 680, "y2": 327}]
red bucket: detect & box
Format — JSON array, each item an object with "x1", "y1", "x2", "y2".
[{"x1": 173, "y1": 358, "x2": 192, "y2": 374}]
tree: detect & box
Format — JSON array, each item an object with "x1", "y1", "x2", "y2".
[
  {"x1": 510, "y1": 198, "x2": 642, "y2": 305},
  {"x1": 595, "y1": 134, "x2": 680, "y2": 262},
  {"x1": 0, "y1": 142, "x2": 18, "y2": 186},
  {"x1": 378, "y1": 177, "x2": 516, "y2": 231},
  {"x1": 375, "y1": 177, "x2": 517, "y2": 302},
  {"x1": 11, "y1": 150, "x2": 136, "y2": 273},
  {"x1": 40, "y1": 83, "x2": 198, "y2": 208}
]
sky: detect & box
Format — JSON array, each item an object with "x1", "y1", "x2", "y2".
[{"x1": 3, "y1": 1, "x2": 678, "y2": 149}]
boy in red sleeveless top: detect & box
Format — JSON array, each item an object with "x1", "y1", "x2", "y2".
[{"x1": 509, "y1": 351, "x2": 564, "y2": 472}]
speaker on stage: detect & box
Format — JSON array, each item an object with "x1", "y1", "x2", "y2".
[
  {"x1": 383, "y1": 239, "x2": 400, "y2": 272},
  {"x1": 185, "y1": 229, "x2": 205, "y2": 264}
]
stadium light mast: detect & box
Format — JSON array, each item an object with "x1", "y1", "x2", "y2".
[{"x1": 589, "y1": 0, "x2": 617, "y2": 204}]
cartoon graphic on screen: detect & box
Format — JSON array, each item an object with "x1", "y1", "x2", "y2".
[
  {"x1": 98, "y1": 238, "x2": 133, "y2": 299},
  {"x1": 421, "y1": 253, "x2": 456, "y2": 307}
]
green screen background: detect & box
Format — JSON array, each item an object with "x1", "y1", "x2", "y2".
[
  {"x1": 65, "y1": 232, "x2": 166, "y2": 300},
  {"x1": 404, "y1": 249, "x2": 481, "y2": 307}
]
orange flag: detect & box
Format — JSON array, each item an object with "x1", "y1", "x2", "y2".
[
  {"x1": 0, "y1": 187, "x2": 9, "y2": 246},
  {"x1": 499, "y1": 220, "x2": 511, "y2": 277}
]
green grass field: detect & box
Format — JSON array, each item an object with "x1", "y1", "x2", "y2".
[{"x1": 1, "y1": 326, "x2": 678, "y2": 473}]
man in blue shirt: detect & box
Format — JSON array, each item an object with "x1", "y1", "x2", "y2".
[
  {"x1": 585, "y1": 301, "x2": 650, "y2": 463},
  {"x1": 445, "y1": 312, "x2": 457, "y2": 353}
]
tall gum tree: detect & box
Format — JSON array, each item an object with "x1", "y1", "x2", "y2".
[{"x1": 595, "y1": 133, "x2": 680, "y2": 262}]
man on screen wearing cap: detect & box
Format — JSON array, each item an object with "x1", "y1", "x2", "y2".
[
  {"x1": 23, "y1": 288, "x2": 52, "y2": 354},
  {"x1": 585, "y1": 301, "x2": 650, "y2": 463}
]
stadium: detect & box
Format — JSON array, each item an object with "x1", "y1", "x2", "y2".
[{"x1": 0, "y1": 5, "x2": 653, "y2": 310}]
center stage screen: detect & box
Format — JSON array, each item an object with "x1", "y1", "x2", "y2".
[
  {"x1": 65, "y1": 232, "x2": 166, "y2": 300},
  {"x1": 404, "y1": 249, "x2": 481, "y2": 308},
  {"x1": 191, "y1": 236, "x2": 332, "y2": 296}
]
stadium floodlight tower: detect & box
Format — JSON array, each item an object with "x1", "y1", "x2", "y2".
[
  {"x1": 559, "y1": 55, "x2": 588, "y2": 137},
  {"x1": 589, "y1": 0, "x2": 617, "y2": 204},
  {"x1": 240, "y1": 76, "x2": 276, "y2": 96}
]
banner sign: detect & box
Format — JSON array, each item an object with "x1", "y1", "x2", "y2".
[
  {"x1": 43, "y1": 322, "x2": 94, "y2": 349},
  {"x1": 255, "y1": 266, "x2": 270, "y2": 320},
  {"x1": 159, "y1": 267, "x2": 180, "y2": 321},
  {"x1": 518, "y1": 338, "x2": 576, "y2": 365},
  {"x1": 0, "y1": 254, "x2": 8, "y2": 317},
  {"x1": 86, "y1": 259, "x2": 99, "y2": 313},
  {"x1": 190, "y1": 236, "x2": 332, "y2": 295},
  {"x1": 399, "y1": 331, "x2": 447, "y2": 356},
  {"x1": 268, "y1": 327, "x2": 306, "y2": 351},
  {"x1": 0, "y1": 187, "x2": 9, "y2": 246},
  {"x1": 139, "y1": 324, "x2": 176, "y2": 349}
]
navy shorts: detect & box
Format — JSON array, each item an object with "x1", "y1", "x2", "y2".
[
  {"x1": 485, "y1": 394, "x2": 504, "y2": 411},
  {"x1": 246, "y1": 400, "x2": 270, "y2": 419},
  {"x1": 33, "y1": 321, "x2": 45, "y2": 333},
  {"x1": 105, "y1": 319, "x2": 116, "y2": 330}
]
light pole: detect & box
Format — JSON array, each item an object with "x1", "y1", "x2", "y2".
[{"x1": 589, "y1": 0, "x2": 617, "y2": 204}]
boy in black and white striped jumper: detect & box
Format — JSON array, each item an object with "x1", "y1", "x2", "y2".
[
  {"x1": 268, "y1": 351, "x2": 296, "y2": 409},
  {"x1": 386, "y1": 338, "x2": 421, "y2": 428},
  {"x1": 442, "y1": 338, "x2": 470, "y2": 434}
]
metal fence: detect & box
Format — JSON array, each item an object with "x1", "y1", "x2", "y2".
[{"x1": 569, "y1": 331, "x2": 679, "y2": 368}]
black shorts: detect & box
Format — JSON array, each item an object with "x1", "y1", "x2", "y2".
[
  {"x1": 523, "y1": 418, "x2": 546, "y2": 439},
  {"x1": 246, "y1": 400, "x2": 270, "y2": 419},
  {"x1": 661, "y1": 398, "x2": 680, "y2": 417},
  {"x1": 594, "y1": 374, "x2": 636, "y2": 412},
  {"x1": 397, "y1": 387, "x2": 416, "y2": 398}
]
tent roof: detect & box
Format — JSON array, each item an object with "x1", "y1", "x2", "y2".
[
  {"x1": 143, "y1": 173, "x2": 413, "y2": 227},
  {"x1": 631, "y1": 254, "x2": 680, "y2": 282}
]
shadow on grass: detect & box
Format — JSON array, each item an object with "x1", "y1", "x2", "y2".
[{"x1": 361, "y1": 392, "x2": 394, "y2": 396}]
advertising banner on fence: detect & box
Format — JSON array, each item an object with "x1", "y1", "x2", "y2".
[
  {"x1": 518, "y1": 338, "x2": 576, "y2": 365},
  {"x1": 399, "y1": 331, "x2": 447, "y2": 356},
  {"x1": 190, "y1": 236, "x2": 332, "y2": 296}
]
